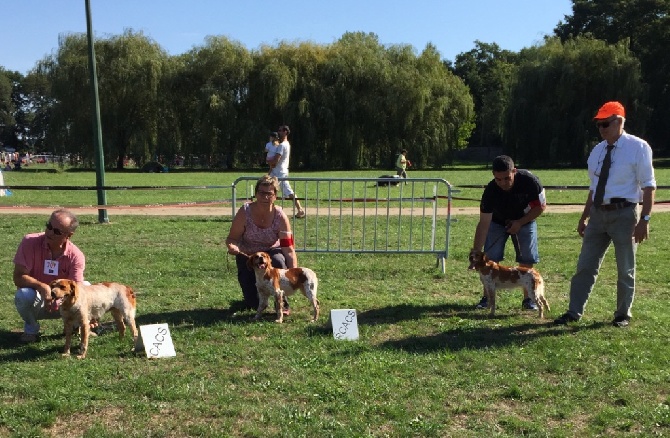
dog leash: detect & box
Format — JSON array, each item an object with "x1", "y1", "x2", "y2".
[
  {"x1": 226, "y1": 250, "x2": 250, "y2": 271},
  {"x1": 483, "y1": 233, "x2": 506, "y2": 254},
  {"x1": 483, "y1": 229, "x2": 523, "y2": 259},
  {"x1": 511, "y1": 234, "x2": 523, "y2": 259}
]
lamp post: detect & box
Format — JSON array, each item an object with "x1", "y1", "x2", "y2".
[{"x1": 85, "y1": 0, "x2": 109, "y2": 223}]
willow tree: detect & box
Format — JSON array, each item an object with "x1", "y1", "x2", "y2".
[
  {"x1": 95, "y1": 31, "x2": 168, "y2": 168},
  {"x1": 505, "y1": 36, "x2": 644, "y2": 166},
  {"x1": 409, "y1": 44, "x2": 474, "y2": 167},
  {"x1": 453, "y1": 41, "x2": 519, "y2": 150},
  {"x1": 40, "y1": 30, "x2": 168, "y2": 169},
  {"x1": 248, "y1": 41, "x2": 329, "y2": 169},
  {"x1": 248, "y1": 33, "x2": 474, "y2": 170},
  {"x1": 38, "y1": 34, "x2": 92, "y2": 163},
  {"x1": 172, "y1": 36, "x2": 253, "y2": 168}
]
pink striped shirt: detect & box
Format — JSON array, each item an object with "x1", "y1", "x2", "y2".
[
  {"x1": 238, "y1": 204, "x2": 287, "y2": 254},
  {"x1": 13, "y1": 232, "x2": 85, "y2": 283}
]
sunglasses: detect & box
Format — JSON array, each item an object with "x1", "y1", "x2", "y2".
[
  {"x1": 45, "y1": 222, "x2": 66, "y2": 236},
  {"x1": 596, "y1": 118, "x2": 618, "y2": 129}
]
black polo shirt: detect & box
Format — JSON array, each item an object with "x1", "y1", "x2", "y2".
[{"x1": 480, "y1": 169, "x2": 544, "y2": 226}]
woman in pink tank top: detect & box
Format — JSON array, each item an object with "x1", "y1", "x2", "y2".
[{"x1": 226, "y1": 175, "x2": 297, "y2": 312}]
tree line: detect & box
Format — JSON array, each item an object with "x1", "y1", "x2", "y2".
[{"x1": 0, "y1": 0, "x2": 667, "y2": 170}]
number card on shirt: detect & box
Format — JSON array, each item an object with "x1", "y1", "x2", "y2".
[
  {"x1": 331, "y1": 309, "x2": 359, "y2": 340},
  {"x1": 138, "y1": 323, "x2": 176, "y2": 358}
]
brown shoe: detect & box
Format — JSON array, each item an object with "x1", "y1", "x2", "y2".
[
  {"x1": 295, "y1": 210, "x2": 306, "y2": 219},
  {"x1": 20, "y1": 333, "x2": 39, "y2": 343}
]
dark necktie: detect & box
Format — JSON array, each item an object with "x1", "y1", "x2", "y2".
[{"x1": 593, "y1": 144, "x2": 614, "y2": 207}]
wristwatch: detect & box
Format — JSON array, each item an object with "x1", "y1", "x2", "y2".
[{"x1": 642, "y1": 215, "x2": 651, "y2": 221}]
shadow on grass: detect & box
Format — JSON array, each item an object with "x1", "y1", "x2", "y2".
[
  {"x1": 379, "y1": 322, "x2": 603, "y2": 353},
  {"x1": 136, "y1": 300, "x2": 261, "y2": 328},
  {"x1": 357, "y1": 302, "x2": 475, "y2": 324},
  {"x1": 0, "y1": 330, "x2": 74, "y2": 362},
  {"x1": 0, "y1": 301, "x2": 263, "y2": 362},
  {"x1": 354, "y1": 302, "x2": 609, "y2": 353}
]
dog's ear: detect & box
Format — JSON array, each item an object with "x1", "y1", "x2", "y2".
[
  {"x1": 68, "y1": 280, "x2": 79, "y2": 303},
  {"x1": 246, "y1": 255, "x2": 254, "y2": 271}
]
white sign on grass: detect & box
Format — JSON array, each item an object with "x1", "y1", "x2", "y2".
[
  {"x1": 331, "y1": 309, "x2": 359, "y2": 340},
  {"x1": 138, "y1": 323, "x2": 176, "y2": 358}
]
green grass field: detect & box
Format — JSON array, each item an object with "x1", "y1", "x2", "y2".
[{"x1": 0, "y1": 168, "x2": 668, "y2": 437}]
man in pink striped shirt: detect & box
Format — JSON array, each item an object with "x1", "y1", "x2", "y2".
[{"x1": 13, "y1": 209, "x2": 86, "y2": 343}]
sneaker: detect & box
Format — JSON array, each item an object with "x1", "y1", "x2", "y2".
[
  {"x1": 522, "y1": 298, "x2": 538, "y2": 310},
  {"x1": 554, "y1": 312, "x2": 579, "y2": 325},
  {"x1": 19, "y1": 333, "x2": 39, "y2": 343},
  {"x1": 475, "y1": 296, "x2": 488, "y2": 309},
  {"x1": 612, "y1": 316, "x2": 630, "y2": 328},
  {"x1": 295, "y1": 210, "x2": 306, "y2": 219}
]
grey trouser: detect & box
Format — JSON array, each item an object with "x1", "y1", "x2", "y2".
[
  {"x1": 568, "y1": 204, "x2": 638, "y2": 320},
  {"x1": 15, "y1": 288, "x2": 61, "y2": 335}
]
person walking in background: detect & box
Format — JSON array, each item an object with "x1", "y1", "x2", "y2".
[
  {"x1": 226, "y1": 175, "x2": 296, "y2": 313},
  {"x1": 269, "y1": 125, "x2": 306, "y2": 218},
  {"x1": 471, "y1": 155, "x2": 547, "y2": 310},
  {"x1": 13, "y1": 209, "x2": 86, "y2": 343},
  {"x1": 264, "y1": 131, "x2": 279, "y2": 171},
  {"x1": 395, "y1": 149, "x2": 411, "y2": 179},
  {"x1": 554, "y1": 101, "x2": 656, "y2": 328}
]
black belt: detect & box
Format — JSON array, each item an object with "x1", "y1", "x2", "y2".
[{"x1": 597, "y1": 201, "x2": 635, "y2": 211}]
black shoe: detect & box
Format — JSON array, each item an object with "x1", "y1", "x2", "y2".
[
  {"x1": 554, "y1": 312, "x2": 579, "y2": 325},
  {"x1": 475, "y1": 296, "x2": 488, "y2": 309},
  {"x1": 612, "y1": 316, "x2": 630, "y2": 328}
]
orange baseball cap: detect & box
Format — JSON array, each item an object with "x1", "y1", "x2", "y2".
[{"x1": 594, "y1": 101, "x2": 625, "y2": 120}]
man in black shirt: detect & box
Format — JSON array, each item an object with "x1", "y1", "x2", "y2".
[{"x1": 471, "y1": 155, "x2": 547, "y2": 310}]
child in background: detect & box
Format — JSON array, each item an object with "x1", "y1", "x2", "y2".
[{"x1": 265, "y1": 132, "x2": 279, "y2": 170}]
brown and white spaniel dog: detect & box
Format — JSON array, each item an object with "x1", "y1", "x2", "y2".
[
  {"x1": 50, "y1": 279, "x2": 138, "y2": 359},
  {"x1": 247, "y1": 251, "x2": 320, "y2": 323},
  {"x1": 468, "y1": 250, "x2": 550, "y2": 318}
]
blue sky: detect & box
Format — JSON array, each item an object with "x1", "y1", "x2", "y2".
[{"x1": 3, "y1": 0, "x2": 573, "y2": 75}]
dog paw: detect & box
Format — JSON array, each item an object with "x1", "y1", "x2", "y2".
[
  {"x1": 76, "y1": 354, "x2": 86, "y2": 359},
  {"x1": 61, "y1": 352, "x2": 71, "y2": 357}
]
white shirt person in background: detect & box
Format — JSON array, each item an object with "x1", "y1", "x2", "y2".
[{"x1": 268, "y1": 125, "x2": 306, "y2": 218}]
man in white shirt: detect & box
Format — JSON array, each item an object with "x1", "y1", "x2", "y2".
[
  {"x1": 269, "y1": 125, "x2": 305, "y2": 218},
  {"x1": 554, "y1": 101, "x2": 656, "y2": 328}
]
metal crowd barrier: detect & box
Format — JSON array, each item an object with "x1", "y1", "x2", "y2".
[{"x1": 232, "y1": 176, "x2": 455, "y2": 273}]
